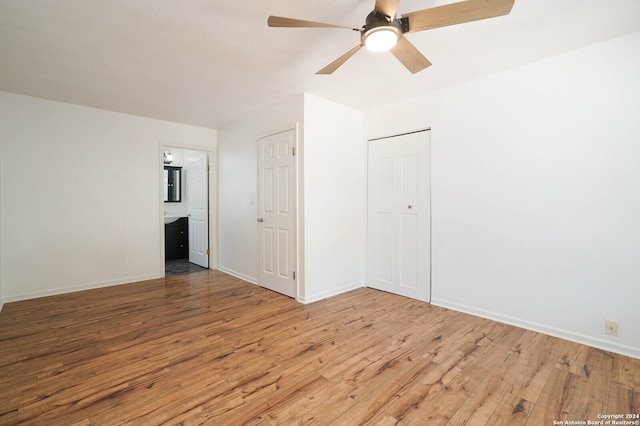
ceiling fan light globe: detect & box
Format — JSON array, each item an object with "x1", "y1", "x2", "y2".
[{"x1": 364, "y1": 27, "x2": 399, "y2": 52}]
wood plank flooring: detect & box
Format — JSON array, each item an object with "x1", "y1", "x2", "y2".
[{"x1": 0, "y1": 270, "x2": 638, "y2": 425}]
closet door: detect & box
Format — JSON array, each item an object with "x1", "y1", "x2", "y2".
[{"x1": 367, "y1": 130, "x2": 431, "y2": 302}]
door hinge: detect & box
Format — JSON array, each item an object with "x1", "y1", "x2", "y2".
[
  {"x1": 206, "y1": 165, "x2": 210, "y2": 171},
  {"x1": 292, "y1": 147, "x2": 295, "y2": 156},
  {"x1": 206, "y1": 249, "x2": 210, "y2": 255},
  {"x1": 293, "y1": 271, "x2": 296, "y2": 280}
]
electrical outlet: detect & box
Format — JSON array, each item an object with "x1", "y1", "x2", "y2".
[{"x1": 605, "y1": 319, "x2": 619, "y2": 337}]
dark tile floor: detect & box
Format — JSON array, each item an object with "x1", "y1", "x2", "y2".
[{"x1": 165, "y1": 258, "x2": 208, "y2": 277}]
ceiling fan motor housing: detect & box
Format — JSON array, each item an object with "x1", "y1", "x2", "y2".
[
  {"x1": 363, "y1": 10, "x2": 405, "y2": 32},
  {"x1": 364, "y1": 11, "x2": 410, "y2": 31}
]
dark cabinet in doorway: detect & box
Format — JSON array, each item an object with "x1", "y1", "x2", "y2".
[{"x1": 165, "y1": 217, "x2": 188, "y2": 259}]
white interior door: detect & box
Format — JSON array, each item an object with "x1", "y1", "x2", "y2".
[
  {"x1": 367, "y1": 130, "x2": 431, "y2": 302},
  {"x1": 258, "y1": 129, "x2": 296, "y2": 298},
  {"x1": 187, "y1": 156, "x2": 209, "y2": 268}
]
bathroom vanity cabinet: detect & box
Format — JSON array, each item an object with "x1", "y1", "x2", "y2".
[{"x1": 165, "y1": 217, "x2": 188, "y2": 259}]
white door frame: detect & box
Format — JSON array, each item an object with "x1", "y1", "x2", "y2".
[{"x1": 159, "y1": 143, "x2": 217, "y2": 276}]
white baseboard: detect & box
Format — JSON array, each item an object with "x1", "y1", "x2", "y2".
[
  {"x1": 3, "y1": 273, "x2": 163, "y2": 304},
  {"x1": 298, "y1": 281, "x2": 365, "y2": 304},
  {"x1": 216, "y1": 266, "x2": 257, "y2": 285},
  {"x1": 215, "y1": 269, "x2": 364, "y2": 304},
  {"x1": 431, "y1": 298, "x2": 640, "y2": 360}
]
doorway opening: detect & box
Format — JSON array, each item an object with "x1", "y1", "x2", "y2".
[{"x1": 162, "y1": 146, "x2": 211, "y2": 277}]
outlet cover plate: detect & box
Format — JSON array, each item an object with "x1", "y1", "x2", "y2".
[{"x1": 605, "y1": 319, "x2": 619, "y2": 336}]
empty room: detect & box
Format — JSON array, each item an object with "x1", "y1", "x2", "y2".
[{"x1": 1, "y1": 0, "x2": 639, "y2": 424}]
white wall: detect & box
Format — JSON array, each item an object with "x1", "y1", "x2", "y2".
[
  {"x1": 302, "y1": 94, "x2": 365, "y2": 302},
  {"x1": 0, "y1": 126, "x2": 3, "y2": 310},
  {"x1": 365, "y1": 31, "x2": 640, "y2": 358},
  {"x1": 0, "y1": 92, "x2": 217, "y2": 302},
  {"x1": 217, "y1": 95, "x2": 304, "y2": 285}
]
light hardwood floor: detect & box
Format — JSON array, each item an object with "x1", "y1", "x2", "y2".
[{"x1": 0, "y1": 270, "x2": 638, "y2": 425}]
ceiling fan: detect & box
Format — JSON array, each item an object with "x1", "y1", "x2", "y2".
[{"x1": 268, "y1": 0, "x2": 515, "y2": 74}]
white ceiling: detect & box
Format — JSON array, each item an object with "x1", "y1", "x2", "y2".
[{"x1": 1, "y1": 0, "x2": 639, "y2": 129}]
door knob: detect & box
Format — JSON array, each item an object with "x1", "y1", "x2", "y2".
[
  {"x1": 408, "y1": 205, "x2": 412, "y2": 209},
  {"x1": 257, "y1": 217, "x2": 264, "y2": 223}
]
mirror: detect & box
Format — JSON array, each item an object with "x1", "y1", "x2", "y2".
[{"x1": 164, "y1": 166, "x2": 182, "y2": 202}]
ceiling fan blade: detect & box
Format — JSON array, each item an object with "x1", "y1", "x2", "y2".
[
  {"x1": 375, "y1": 0, "x2": 401, "y2": 18},
  {"x1": 389, "y1": 36, "x2": 432, "y2": 74},
  {"x1": 316, "y1": 45, "x2": 363, "y2": 75},
  {"x1": 268, "y1": 16, "x2": 355, "y2": 30},
  {"x1": 402, "y1": 0, "x2": 515, "y2": 33}
]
